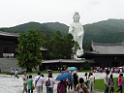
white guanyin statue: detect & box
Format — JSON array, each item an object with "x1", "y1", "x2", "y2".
[{"x1": 69, "y1": 12, "x2": 84, "y2": 59}]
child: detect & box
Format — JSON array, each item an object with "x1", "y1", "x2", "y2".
[{"x1": 27, "y1": 75, "x2": 34, "y2": 93}]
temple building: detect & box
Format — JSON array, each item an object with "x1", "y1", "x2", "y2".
[
  {"x1": 40, "y1": 59, "x2": 86, "y2": 70},
  {"x1": 0, "y1": 31, "x2": 49, "y2": 72},
  {"x1": 83, "y1": 42, "x2": 124, "y2": 67},
  {"x1": 0, "y1": 31, "x2": 18, "y2": 58},
  {"x1": 0, "y1": 31, "x2": 48, "y2": 58}
]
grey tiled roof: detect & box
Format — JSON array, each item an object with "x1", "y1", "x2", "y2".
[
  {"x1": 92, "y1": 42, "x2": 124, "y2": 54},
  {"x1": 42, "y1": 59, "x2": 86, "y2": 63},
  {"x1": 0, "y1": 31, "x2": 19, "y2": 37}
]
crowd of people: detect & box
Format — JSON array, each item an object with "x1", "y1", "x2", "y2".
[
  {"x1": 21, "y1": 68, "x2": 124, "y2": 93},
  {"x1": 104, "y1": 70, "x2": 123, "y2": 93},
  {"x1": 22, "y1": 70, "x2": 95, "y2": 93},
  {"x1": 95, "y1": 67, "x2": 124, "y2": 73}
]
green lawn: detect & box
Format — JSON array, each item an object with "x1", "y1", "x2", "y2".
[
  {"x1": 94, "y1": 79, "x2": 105, "y2": 91},
  {"x1": 95, "y1": 78, "x2": 124, "y2": 92}
]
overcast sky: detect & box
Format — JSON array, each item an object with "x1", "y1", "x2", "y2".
[{"x1": 0, "y1": 0, "x2": 124, "y2": 27}]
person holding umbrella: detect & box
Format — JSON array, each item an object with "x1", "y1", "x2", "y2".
[
  {"x1": 56, "y1": 71, "x2": 71, "y2": 81},
  {"x1": 73, "y1": 72, "x2": 79, "y2": 91},
  {"x1": 67, "y1": 72, "x2": 73, "y2": 91},
  {"x1": 56, "y1": 71, "x2": 72, "y2": 93},
  {"x1": 57, "y1": 80, "x2": 67, "y2": 93}
]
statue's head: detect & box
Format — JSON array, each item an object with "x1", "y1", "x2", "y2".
[{"x1": 73, "y1": 12, "x2": 80, "y2": 23}]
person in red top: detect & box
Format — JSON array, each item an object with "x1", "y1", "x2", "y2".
[
  {"x1": 57, "y1": 80, "x2": 67, "y2": 93},
  {"x1": 116, "y1": 73, "x2": 123, "y2": 93}
]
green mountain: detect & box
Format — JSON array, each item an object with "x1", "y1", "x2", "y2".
[
  {"x1": 1, "y1": 19, "x2": 124, "y2": 50},
  {"x1": 83, "y1": 19, "x2": 124, "y2": 50},
  {"x1": 0, "y1": 22, "x2": 68, "y2": 34}
]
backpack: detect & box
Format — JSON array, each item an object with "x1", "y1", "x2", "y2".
[{"x1": 46, "y1": 78, "x2": 51, "y2": 86}]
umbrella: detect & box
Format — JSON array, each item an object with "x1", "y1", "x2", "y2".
[
  {"x1": 67, "y1": 67, "x2": 77, "y2": 71},
  {"x1": 56, "y1": 71, "x2": 71, "y2": 81}
]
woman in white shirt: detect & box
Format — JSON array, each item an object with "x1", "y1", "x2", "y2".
[{"x1": 89, "y1": 72, "x2": 95, "y2": 93}]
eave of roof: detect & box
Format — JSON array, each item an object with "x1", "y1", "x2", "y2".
[
  {"x1": 91, "y1": 41, "x2": 124, "y2": 54},
  {"x1": 84, "y1": 52, "x2": 124, "y2": 57},
  {"x1": 0, "y1": 31, "x2": 19, "y2": 37},
  {"x1": 42, "y1": 59, "x2": 86, "y2": 64}
]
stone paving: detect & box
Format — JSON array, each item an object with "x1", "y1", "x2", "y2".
[{"x1": 0, "y1": 72, "x2": 118, "y2": 93}]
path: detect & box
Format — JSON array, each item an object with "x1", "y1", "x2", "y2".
[{"x1": 0, "y1": 72, "x2": 118, "y2": 93}]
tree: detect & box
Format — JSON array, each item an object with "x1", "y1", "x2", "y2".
[
  {"x1": 61, "y1": 33, "x2": 75, "y2": 59},
  {"x1": 16, "y1": 30, "x2": 42, "y2": 72},
  {"x1": 46, "y1": 31, "x2": 75, "y2": 59}
]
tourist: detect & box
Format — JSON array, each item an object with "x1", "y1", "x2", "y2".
[
  {"x1": 67, "y1": 71, "x2": 73, "y2": 91},
  {"x1": 85, "y1": 72, "x2": 92, "y2": 89},
  {"x1": 84, "y1": 72, "x2": 89, "y2": 88},
  {"x1": 57, "y1": 80, "x2": 67, "y2": 93},
  {"x1": 34, "y1": 72, "x2": 44, "y2": 93},
  {"x1": 67, "y1": 77, "x2": 73, "y2": 91},
  {"x1": 73, "y1": 72, "x2": 79, "y2": 91},
  {"x1": 104, "y1": 70, "x2": 110, "y2": 93},
  {"x1": 85, "y1": 72, "x2": 88, "y2": 81},
  {"x1": 22, "y1": 71, "x2": 28, "y2": 93},
  {"x1": 89, "y1": 72, "x2": 95, "y2": 93},
  {"x1": 76, "y1": 77, "x2": 89, "y2": 93},
  {"x1": 116, "y1": 73, "x2": 123, "y2": 93},
  {"x1": 10, "y1": 68, "x2": 14, "y2": 77},
  {"x1": 27, "y1": 75, "x2": 34, "y2": 93},
  {"x1": 45, "y1": 72, "x2": 55, "y2": 93},
  {"x1": 109, "y1": 74, "x2": 114, "y2": 93},
  {"x1": 14, "y1": 69, "x2": 19, "y2": 78}
]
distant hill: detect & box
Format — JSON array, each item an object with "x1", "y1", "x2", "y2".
[
  {"x1": 1, "y1": 19, "x2": 124, "y2": 50},
  {"x1": 0, "y1": 22, "x2": 68, "y2": 34},
  {"x1": 83, "y1": 19, "x2": 124, "y2": 50}
]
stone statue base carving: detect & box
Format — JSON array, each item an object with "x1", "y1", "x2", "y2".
[{"x1": 76, "y1": 49, "x2": 83, "y2": 57}]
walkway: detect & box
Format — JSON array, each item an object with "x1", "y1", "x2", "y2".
[{"x1": 0, "y1": 72, "x2": 117, "y2": 93}]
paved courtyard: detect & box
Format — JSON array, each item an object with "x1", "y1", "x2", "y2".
[{"x1": 0, "y1": 72, "x2": 118, "y2": 93}]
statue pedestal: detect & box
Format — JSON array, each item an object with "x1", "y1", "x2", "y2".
[
  {"x1": 73, "y1": 49, "x2": 84, "y2": 60},
  {"x1": 76, "y1": 49, "x2": 84, "y2": 57},
  {"x1": 73, "y1": 55, "x2": 82, "y2": 60}
]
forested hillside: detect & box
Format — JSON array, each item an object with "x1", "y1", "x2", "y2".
[
  {"x1": 1, "y1": 19, "x2": 124, "y2": 50},
  {"x1": 83, "y1": 19, "x2": 124, "y2": 50},
  {"x1": 0, "y1": 22, "x2": 68, "y2": 34}
]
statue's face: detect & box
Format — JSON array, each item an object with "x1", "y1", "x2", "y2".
[{"x1": 73, "y1": 12, "x2": 80, "y2": 23}]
